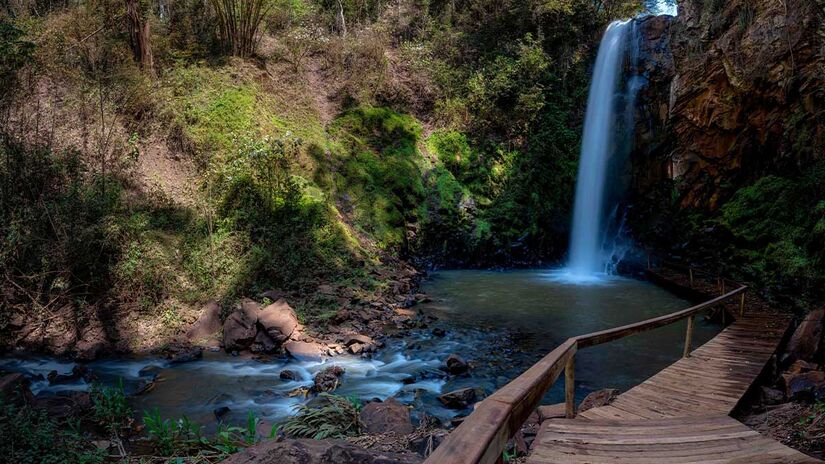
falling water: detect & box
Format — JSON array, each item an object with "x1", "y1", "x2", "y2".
[{"x1": 567, "y1": 20, "x2": 633, "y2": 278}]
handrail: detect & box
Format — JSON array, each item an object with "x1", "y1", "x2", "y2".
[{"x1": 423, "y1": 263, "x2": 748, "y2": 464}]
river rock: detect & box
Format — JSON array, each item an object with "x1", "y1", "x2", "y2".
[
  {"x1": 258, "y1": 299, "x2": 300, "y2": 344},
  {"x1": 47, "y1": 365, "x2": 93, "y2": 385},
  {"x1": 445, "y1": 354, "x2": 469, "y2": 375},
  {"x1": 313, "y1": 365, "x2": 345, "y2": 393},
  {"x1": 359, "y1": 397, "x2": 414, "y2": 434},
  {"x1": 220, "y1": 438, "x2": 422, "y2": 464},
  {"x1": 166, "y1": 344, "x2": 203, "y2": 364},
  {"x1": 187, "y1": 301, "x2": 223, "y2": 341},
  {"x1": 284, "y1": 341, "x2": 324, "y2": 362},
  {"x1": 578, "y1": 389, "x2": 619, "y2": 412},
  {"x1": 223, "y1": 300, "x2": 260, "y2": 352},
  {"x1": 214, "y1": 406, "x2": 231, "y2": 421},
  {"x1": 783, "y1": 309, "x2": 825, "y2": 365},
  {"x1": 438, "y1": 387, "x2": 483, "y2": 409},
  {"x1": 280, "y1": 370, "x2": 298, "y2": 381},
  {"x1": 251, "y1": 330, "x2": 278, "y2": 354}
]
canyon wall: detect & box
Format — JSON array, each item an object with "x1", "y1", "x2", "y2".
[{"x1": 633, "y1": 0, "x2": 824, "y2": 210}]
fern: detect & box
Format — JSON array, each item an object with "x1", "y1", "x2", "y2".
[{"x1": 280, "y1": 394, "x2": 362, "y2": 439}]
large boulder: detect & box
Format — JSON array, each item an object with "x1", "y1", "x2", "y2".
[
  {"x1": 220, "y1": 438, "x2": 421, "y2": 464},
  {"x1": 359, "y1": 397, "x2": 414, "y2": 434},
  {"x1": 187, "y1": 301, "x2": 223, "y2": 342},
  {"x1": 284, "y1": 341, "x2": 324, "y2": 362},
  {"x1": 258, "y1": 299, "x2": 300, "y2": 344},
  {"x1": 578, "y1": 389, "x2": 620, "y2": 413},
  {"x1": 783, "y1": 309, "x2": 825, "y2": 365},
  {"x1": 251, "y1": 330, "x2": 278, "y2": 354},
  {"x1": 223, "y1": 299, "x2": 260, "y2": 352}
]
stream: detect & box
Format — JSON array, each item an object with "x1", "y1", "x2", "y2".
[{"x1": 0, "y1": 270, "x2": 720, "y2": 429}]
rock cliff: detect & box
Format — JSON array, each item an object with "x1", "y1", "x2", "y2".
[{"x1": 631, "y1": 0, "x2": 824, "y2": 210}]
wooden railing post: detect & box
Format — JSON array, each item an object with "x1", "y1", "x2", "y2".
[
  {"x1": 689, "y1": 268, "x2": 694, "y2": 287},
  {"x1": 565, "y1": 355, "x2": 576, "y2": 418},
  {"x1": 721, "y1": 279, "x2": 726, "y2": 295},
  {"x1": 683, "y1": 315, "x2": 695, "y2": 358},
  {"x1": 739, "y1": 292, "x2": 746, "y2": 317}
]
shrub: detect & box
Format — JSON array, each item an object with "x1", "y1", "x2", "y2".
[
  {"x1": 0, "y1": 399, "x2": 105, "y2": 464},
  {"x1": 90, "y1": 380, "x2": 132, "y2": 430}
]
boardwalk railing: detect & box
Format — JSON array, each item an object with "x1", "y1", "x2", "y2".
[{"x1": 423, "y1": 263, "x2": 748, "y2": 464}]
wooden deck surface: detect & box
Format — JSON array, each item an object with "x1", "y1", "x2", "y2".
[{"x1": 529, "y1": 312, "x2": 822, "y2": 463}]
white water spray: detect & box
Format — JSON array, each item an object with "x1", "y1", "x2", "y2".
[{"x1": 567, "y1": 20, "x2": 632, "y2": 278}]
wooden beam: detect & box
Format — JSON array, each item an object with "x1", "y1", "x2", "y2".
[
  {"x1": 683, "y1": 315, "x2": 695, "y2": 358},
  {"x1": 565, "y1": 355, "x2": 576, "y2": 418}
]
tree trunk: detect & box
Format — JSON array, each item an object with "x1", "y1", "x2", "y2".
[{"x1": 126, "y1": 0, "x2": 154, "y2": 73}]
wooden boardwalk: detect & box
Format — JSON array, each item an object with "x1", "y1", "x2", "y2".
[
  {"x1": 529, "y1": 313, "x2": 821, "y2": 463},
  {"x1": 423, "y1": 264, "x2": 822, "y2": 464}
]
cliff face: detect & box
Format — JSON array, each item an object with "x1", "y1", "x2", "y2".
[{"x1": 633, "y1": 0, "x2": 824, "y2": 210}]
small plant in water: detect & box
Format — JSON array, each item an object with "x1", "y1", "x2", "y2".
[{"x1": 91, "y1": 379, "x2": 132, "y2": 430}]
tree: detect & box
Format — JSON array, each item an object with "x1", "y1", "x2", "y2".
[
  {"x1": 210, "y1": 0, "x2": 271, "y2": 57},
  {"x1": 125, "y1": 0, "x2": 154, "y2": 73}
]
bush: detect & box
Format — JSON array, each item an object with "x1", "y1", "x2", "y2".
[
  {"x1": 90, "y1": 380, "x2": 132, "y2": 430},
  {"x1": 0, "y1": 399, "x2": 105, "y2": 464}
]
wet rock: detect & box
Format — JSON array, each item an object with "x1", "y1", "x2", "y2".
[
  {"x1": 284, "y1": 341, "x2": 324, "y2": 362},
  {"x1": 359, "y1": 397, "x2": 414, "y2": 434},
  {"x1": 214, "y1": 406, "x2": 231, "y2": 421},
  {"x1": 578, "y1": 389, "x2": 619, "y2": 413},
  {"x1": 167, "y1": 345, "x2": 203, "y2": 364},
  {"x1": 313, "y1": 366, "x2": 345, "y2": 393},
  {"x1": 431, "y1": 328, "x2": 446, "y2": 337},
  {"x1": 220, "y1": 438, "x2": 421, "y2": 464},
  {"x1": 437, "y1": 387, "x2": 483, "y2": 409},
  {"x1": 783, "y1": 309, "x2": 825, "y2": 365},
  {"x1": 280, "y1": 370, "x2": 298, "y2": 381},
  {"x1": 47, "y1": 365, "x2": 93, "y2": 385},
  {"x1": 445, "y1": 354, "x2": 469, "y2": 375},
  {"x1": 258, "y1": 299, "x2": 300, "y2": 344},
  {"x1": 223, "y1": 300, "x2": 260, "y2": 352},
  {"x1": 187, "y1": 301, "x2": 223, "y2": 342},
  {"x1": 251, "y1": 330, "x2": 278, "y2": 354},
  {"x1": 786, "y1": 371, "x2": 825, "y2": 401}
]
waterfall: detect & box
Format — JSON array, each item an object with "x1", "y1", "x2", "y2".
[{"x1": 567, "y1": 20, "x2": 633, "y2": 278}]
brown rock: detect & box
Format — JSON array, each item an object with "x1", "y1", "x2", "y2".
[
  {"x1": 220, "y1": 438, "x2": 421, "y2": 464},
  {"x1": 437, "y1": 387, "x2": 483, "y2": 409},
  {"x1": 445, "y1": 354, "x2": 469, "y2": 375},
  {"x1": 783, "y1": 309, "x2": 825, "y2": 365},
  {"x1": 284, "y1": 341, "x2": 324, "y2": 362},
  {"x1": 258, "y1": 299, "x2": 300, "y2": 344},
  {"x1": 344, "y1": 334, "x2": 374, "y2": 346},
  {"x1": 223, "y1": 300, "x2": 259, "y2": 352},
  {"x1": 786, "y1": 371, "x2": 825, "y2": 400},
  {"x1": 360, "y1": 397, "x2": 414, "y2": 434},
  {"x1": 578, "y1": 389, "x2": 619, "y2": 413},
  {"x1": 187, "y1": 301, "x2": 223, "y2": 341},
  {"x1": 251, "y1": 330, "x2": 278, "y2": 354},
  {"x1": 313, "y1": 365, "x2": 345, "y2": 393}
]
